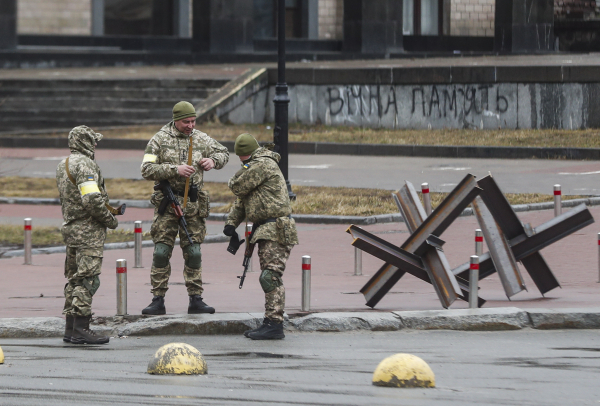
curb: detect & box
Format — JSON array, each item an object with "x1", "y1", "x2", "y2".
[
  {"x1": 0, "y1": 234, "x2": 229, "y2": 259},
  {"x1": 2, "y1": 307, "x2": 600, "y2": 338},
  {"x1": 2, "y1": 135, "x2": 600, "y2": 160},
  {"x1": 3, "y1": 196, "x2": 600, "y2": 227}
]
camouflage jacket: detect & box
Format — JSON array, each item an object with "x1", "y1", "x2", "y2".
[
  {"x1": 141, "y1": 122, "x2": 229, "y2": 215},
  {"x1": 56, "y1": 127, "x2": 118, "y2": 250},
  {"x1": 226, "y1": 147, "x2": 298, "y2": 245}
]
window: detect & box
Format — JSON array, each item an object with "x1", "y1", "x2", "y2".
[
  {"x1": 404, "y1": 0, "x2": 441, "y2": 36},
  {"x1": 104, "y1": 0, "x2": 175, "y2": 36}
]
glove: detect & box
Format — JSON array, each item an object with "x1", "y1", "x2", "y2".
[
  {"x1": 223, "y1": 225, "x2": 236, "y2": 236},
  {"x1": 105, "y1": 214, "x2": 118, "y2": 230}
]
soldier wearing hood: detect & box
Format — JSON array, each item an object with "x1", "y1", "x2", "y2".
[
  {"x1": 224, "y1": 133, "x2": 299, "y2": 340},
  {"x1": 56, "y1": 125, "x2": 118, "y2": 345},
  {"x1": 140, "y1": 101, "x2": 229, "y2": 315}
]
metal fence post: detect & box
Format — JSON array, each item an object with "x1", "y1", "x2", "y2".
[
  {"x1": 134, "y1": 221, "x2": 143, "y2": 268},
  {"x1": 23, "y1": 218, "x2": 32, "y2": 265},
  {"x1": 469, "y1": 255, "x2": 479, "y2": 309},
  {"x1": 354, "y1": 246, "x2": 362, "y2": 276},
  {"x1": 598, "y1": 233, "x2": 600, "y2": 283},
  {"x1": 116, "y1": 259, "x2": 127, "y2": 316},
  {"x1": 246, "y1": 224, "x2": 254, "y2": 272},
  {"x1": 301, "y1": 255, "x2": 311, "y2": 311},
  {"x1": 421, "y1": 183, "x2": 432, "y2": 215},
  {"x1": 475, "y1": 229, "x2": 483, "y2": 256},
  {"x1": 554, "y1": 184, "x2": 562, "y2": 217}
]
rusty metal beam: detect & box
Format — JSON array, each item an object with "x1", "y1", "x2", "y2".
[
  {"x1": 472, "y1": 196, "x2": 526, "y2": 298},
  {"x1": 477, "y1": 175, "x2": 594, "y2": 294},
  {"x1": 511, "y1": 204, "x2": 594, "y2": 259},
  {"x1": 351, "y1": 224, "x2": 485, "y2": 308},
  {"x1": 348, "y1": 225, "x2": 427, "y2": 307},
  {"x1": 455, "y1": 202, "x2": 594, "y2": 294},
  {"x1": 356, "y1": 177, "x2": 485, "y2": 308},
  {"x1": 393, "y1": 181, "x2": 462, "y2": 307},
  {"x1": 401, "y1": 174, "x2": 481, "y2": 256}
]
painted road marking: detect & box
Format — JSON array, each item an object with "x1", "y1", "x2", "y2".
[
  {"x1": 431, "y1": 167, "x2": 472, "y2": 171},
  {"x1": 559, "y1": 170, "x2": 600, "y2": 175},
  {"x1": 290, "y1": 165, "x2": 332, "y2": 169}
]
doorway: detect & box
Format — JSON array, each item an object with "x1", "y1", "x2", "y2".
[{"x1": 403, "y1": 0, "x2": 442, "y2": 35}]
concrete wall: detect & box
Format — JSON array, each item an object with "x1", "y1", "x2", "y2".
[
  {"x1": 18, "y1": 0, "x2": 91, "y2": 35},
  {"x1": 225, "y1": 82, "x2": 596, "y2": 130},
  {"x1": 450, "y1": 0, "x2": 495, "y2": 36}
]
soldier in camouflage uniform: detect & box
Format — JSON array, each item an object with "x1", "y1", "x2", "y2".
[
  {"x1": 141, "y1": 101, "x2": 229, "y2": 315},
  {"x1": 224, "y1": 133, "x2": 299, "y2": 340},
  {"x1": 56, "y1": 125, "x2": 118, "y2": 345}
]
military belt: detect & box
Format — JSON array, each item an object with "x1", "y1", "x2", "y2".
[{"x1": 256, "y1": 214, "x2": 291, "y2": 226}]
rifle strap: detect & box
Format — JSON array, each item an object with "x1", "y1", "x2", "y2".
[
  {"x1": 182, "y1": 136, "x2": 193, "y2": 209},
  {"x1": 66, "y1": 157, "x2": 120, "y2": 215},
  {"x1": 65, "y1": 157, "x2": 76, "y2": 185}
]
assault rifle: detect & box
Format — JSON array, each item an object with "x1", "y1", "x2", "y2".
[
  {"x1": 154, "y1": 179, "x2": 194, "y2": 245},
  {"x1": 227, "y1": 223, "x2": 258, "y2": 289},
  {"x1": 238, "y1": 223, "x2": 258, "y2": 289}
]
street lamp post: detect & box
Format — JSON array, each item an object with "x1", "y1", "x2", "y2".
[{"x1": 274, "y1": 0, "x2": 296, "y2": 200}]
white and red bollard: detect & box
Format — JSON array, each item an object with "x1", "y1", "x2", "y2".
[
  {"x1": 24, "y1": 218, "x2": 32, "y2": 265},
  {"x1": 469, "y1": 255, "x2": 479, "y2": 309},
  {"x1": 354, "y1": 246, "x2": 362, "y2": 276},
  {"x1": 301, "y1": 255, "x2": 311, "y2": 311},
  {"x1": 597, "y1": 233, "x2": 600, "y2": 283},
  {"x1": 554, "y1": 184, "x2": 562, "y2": 217},
  {"x1": 134, "y1": 221, "x2": 143, "y2": 268},
  {"x1": 421, "y1": 183, "x2": 432, "y2": 216},
  {"x1": 116, "y1": 259, "x2": 127, "y2": 316},
  {"x1": 246, "y1": 224, "x2": 254, "y2": 272},
  {"x1": 475, "y1": 229, "x2": 483, "y2": 256}
]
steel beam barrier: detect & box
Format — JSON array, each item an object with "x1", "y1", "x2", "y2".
[
  {"x1": 476, "y1": 175, "x2": 558, "y2": 293},
  {"x1": 401, "y1": 174, "x2": 481, "y2": 257},
  {"x1": 455, "y1": 203, "x2": 593, "y2": 295},
  {"x1": 472, "y1": 196, "x2": 526, "y2": 298},
  {"x1": 351, "y1": 224, "x2": 485, "y2": 308},
  {"x1": 394, "y1": 181, "x2": 462, "y2": 308}
]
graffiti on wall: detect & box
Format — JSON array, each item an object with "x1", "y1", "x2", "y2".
[{"x1": 325, "y1": 84, "x2": 511, "y2": 122}]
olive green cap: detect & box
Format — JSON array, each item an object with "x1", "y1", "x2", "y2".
[
  {"x1": 172, "y1": 101, "x2": 196, "y2": 121},
  {"x1": 234, "y1": 133, "x2": 260, "y2": 156}
]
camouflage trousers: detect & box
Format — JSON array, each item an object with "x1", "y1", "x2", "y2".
[
  {"x1": 150, "y1": 208, "x2": 207, "y2": 297},
  {"x1": 257, "y1": 239, "x2": 294, "y2": 323},
  {"x1": 63, "y1": 246, "x2": 103, "y2": 317}
]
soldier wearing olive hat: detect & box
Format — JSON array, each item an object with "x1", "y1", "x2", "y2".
[
  {"x1": 140, "y1": 101, "x2": 229, "y2": 316},
  {"x1": 224, "y1": 133, "x2": 299, "y2": 340}
]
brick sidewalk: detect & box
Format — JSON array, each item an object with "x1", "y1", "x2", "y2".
[{"x1": 1, "y1": 206, "x2": 599, "y2": 319}]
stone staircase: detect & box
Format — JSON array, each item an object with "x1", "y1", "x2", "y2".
[{"x1": 0, "y1": 78, "x2": 229, "y2": 133}]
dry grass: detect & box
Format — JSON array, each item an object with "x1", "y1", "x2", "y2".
[
  {"x1": 0, "y1": 176, "x2": 235, "y2": 203},
  {"x1": 0, "y1": 225, "x2": 151, "y2": 247},
  {"x1": 10, "y1": 123, "x2": 600, "y2": 148},
  {"x1": 0, "y1": 177, "x2": 589, "y2": 217}
]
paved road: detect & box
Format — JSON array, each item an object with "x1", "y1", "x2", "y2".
[
  {"x1": 0, "y1": 330, "x2": 598, "y2": 406},
  {"x1": 3, "y1": 147, "x2": 600, "y2": 194}
]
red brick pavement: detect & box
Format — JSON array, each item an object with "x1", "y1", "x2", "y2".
[{"x1": 1, "y1": 206, "x2": 600, "y2": 318}]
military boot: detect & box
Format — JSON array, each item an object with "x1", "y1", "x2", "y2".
[
  {"x1": 142, "y1": 296, "x2": 166, "y2": 315},
  {"x1": 188, "y1": 295, "x2": 215, "y2": 314},
  {"x1": 63, "y1": 315, "x2": 74, "y2": 343},
  {"x1": 247, "y1": 318, "x2": 285, "y2": 340},
  {"x1": 71, "y1": 316, "x2": 110, "y2": 344},
  {"x1": 244, "y1": 318, "x2": 269, "y2": 338}
]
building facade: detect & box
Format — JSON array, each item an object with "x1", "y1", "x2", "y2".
[{"x1": 15, "y1": 0, "x2": 498, "y2": 39}]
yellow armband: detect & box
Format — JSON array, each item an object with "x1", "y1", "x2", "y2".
[
  {"x1": 78, "y1": 181, "x2": 100, "y2": 196},
  {"x1": 143, "y1": 154, "x2": 158, "y2": 163}
]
